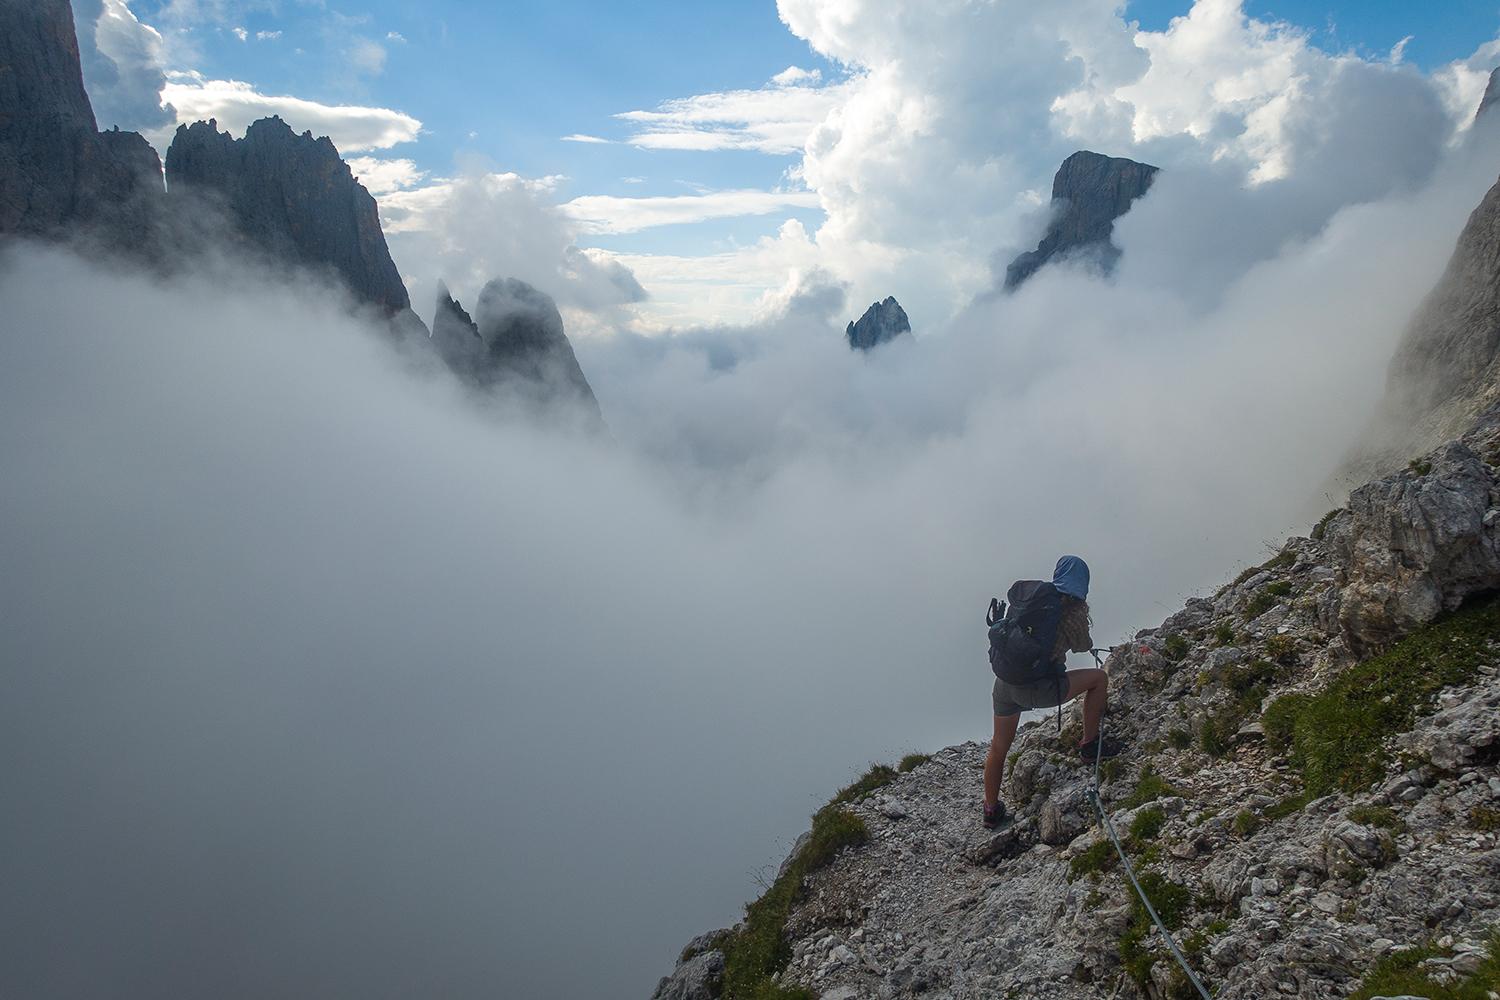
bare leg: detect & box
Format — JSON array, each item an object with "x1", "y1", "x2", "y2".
[
  {"x1": 1065, "y1": 667, "x2": 1109, "y2": 742},
  {"x1": 984, "y1": 712, "x2": 1021, "y2": 808}
]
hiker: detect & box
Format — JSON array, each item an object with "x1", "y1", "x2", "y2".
[{"x1": 982, "y1": 555, "x2": 1124, "y2": 828}]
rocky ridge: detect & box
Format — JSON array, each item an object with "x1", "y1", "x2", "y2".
[
  {"x1": 655, "y1": 404, "x2": 1500, "y2": 1000},
  {"x1": 847, "y1": 298, "x2": 912, "y2": 352},
  {"x1": 1004, "y1": 151, "x2": 1159, "y2": 291}
]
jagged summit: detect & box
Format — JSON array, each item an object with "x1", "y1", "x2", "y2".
[
  {"x1": 846, "y1": 297, "x2": 912, "y2": 351},
  {"x1": 1004, "y1": 150, "x2": 1158, "y2": 291},
  {"x1": 1477, "y1": 67, "x2": 1500, "y2": 119},
  {"x1": 165, "y1": 116, "x2": 412, "y2": 318},
  {"x1": 431, "y1": 279, "x2": 604, "y2": 426}
]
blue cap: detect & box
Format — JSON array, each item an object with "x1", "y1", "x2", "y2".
[{"x1": 1054, "y1": 555, "x2": 1089, "y2": 599}]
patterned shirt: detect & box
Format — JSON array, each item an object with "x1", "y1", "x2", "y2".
[{"x1": 1051, "y1": 598, "x2": 1093, "y2": 662}]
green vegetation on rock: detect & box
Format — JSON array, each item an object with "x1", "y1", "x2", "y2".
[
  {"x1": 1263, "y1": 592, "x2": 1500, "y2": 796},
  {"x1": 1348, "y1": 932, "x2": 1500, "y2": 1000}
]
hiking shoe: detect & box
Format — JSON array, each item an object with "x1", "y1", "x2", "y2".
[
  {"x1": 982, "y1": 801, "x2": 1006, "y2": 829},
  {"x1": 1080, "y1": 736, "x2": 1126, "y2": 763}
]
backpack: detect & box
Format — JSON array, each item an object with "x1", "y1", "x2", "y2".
[{"x1": 987, "y1": 580, "x2": 1064, "y2": 685}]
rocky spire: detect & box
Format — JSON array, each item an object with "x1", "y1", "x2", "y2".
[
  {"x1": 431, "y1": 279, "x2": 604, "y2": 426},
  {"x1": 846, "y1": 296, "x2": 912, "y2": 351},
  {"x1": 1004, "y1": 150, "x2": 1158, "y2": 291}
]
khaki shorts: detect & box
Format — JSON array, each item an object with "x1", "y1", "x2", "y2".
[{"x1": 992, "y1": 672, "x2": 1072, "y2": 718}]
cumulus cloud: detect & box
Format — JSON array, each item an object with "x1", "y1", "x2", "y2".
[
  {"x1": 380, "y1": 171, "x2": 649, "y2": 337},
  {"x1": 344, "y1": 156, "x2": 427, "y2": 195},
  {"x1": 75, "y1": 0, "x2": 177, "y2": 133},
  {"x1": 160, "y1": 73, "x2": 421, "y2": 151}
]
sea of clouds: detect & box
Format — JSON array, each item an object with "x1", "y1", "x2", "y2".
[{"x1": 7, "y1": 1, "x2": 1500, "y2": 999}]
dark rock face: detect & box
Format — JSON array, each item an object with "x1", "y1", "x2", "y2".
[
  {"x1": 846, "y1": 296, "x2": 911, "y2": 351},
  {"x1": 432, "y1": 279, "x2": 603, "y2": 424},
  {"x1": 1342, "y1": 171, "x2": 1500, "y2": 480},
  {"x1": 165, "y1": 117, "x2": 411, "y2": 317},
  {"x1": 1003, "y1": 150, "x2": 1158, "y2": 291},
  {"x1": 1478, "y1": 67, "x2": 1500, "y2": 119},
  {"x1": 0, "y1": 0, "x2": 163, "y2": 242}
]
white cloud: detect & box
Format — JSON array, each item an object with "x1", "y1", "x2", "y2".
[
  {"x1": 773, "y1": 66, "x2": 822, "y2": 86},
  {"x1": 380, "y1": 171, "x2": 648, "y2": 337},
  {"x1": 232, "y1": 26, "x2": 246, "y2": 40},
  {"x1": 561, "y1": 134, "x2": 612, "y2": 143},
  {"x1": 76, "y1": 0, "x2": 177, "y2": 132},
  {"x1": 161, "y1": 73, "x2": 420, "y2": 151},
  {"x1": 345, "y1": 36, "x2": 387, "y2": 77},
  {"x1": 616, "y1": 81, "x2": 851, "y2": 154},
  {"x1": 387, "y1": 31, "x2": 406, "y2": 43},
  {"x1": 344, "y1": 156, "x2": 427, "y2": 195},
  {"x1": 560, "y1": 189, "x2": 822, "y2": 235},
  {"x1": 256, "y1": 30, "x2": 280, "y2": 40}
]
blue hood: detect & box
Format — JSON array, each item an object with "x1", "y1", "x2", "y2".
[{"x1": 1053, "y1": 555, "x2": 1090, "y2": 599}]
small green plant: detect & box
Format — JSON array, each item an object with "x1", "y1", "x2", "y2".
[
  {"x1": 1070, "y1": 840, "x2": 1117, "y2": 881},
  {"x1": 1471, "y1": 806, "x2": 1500, "y2": 831},
  {"x1": 1266, "y1": 551, "x2": 1296, "y2": 570},
  {"x1": 1142, "y1": 739, "x2": 1164, "y2": 756},
  {"x1": 1232, "y1": 810, "x2": 1259, "y2": 837},
  {"x1": 1312, "y1": 508, "x2": 1342, "y2": 540},
  {"x1": 1129, "y1": 806, "x2": 1166, "y2": 847},
  {"x1": 1167, "y1": 728, "x2": 1193, "y2": 750},
  {"x1": 1163, "y1": 634, "x2": 1189, "y2": 660},
  {"x1": 1213, "y1": 624, "x2": 1236, "y2": 646},
  {"x1": 1266, "y1": 581, "x2": 1293, "y2": 597},
  {"x1": 1265, "y1": 634, "x2": 1298, "y2": 663},
  {"x1": 1085, "y1": 889, "x2": 1106, "y2": 908},
  {"x1": 1122, "y1": 764, "x2": 1182, "y2": 808},
  {"x1": 1100, "y1": 758, "x2": 1125, "y2": 784},
  {"x1": 1349, "y1": 804, "x2": 1406, "y2": 832},
  {"x1": 897, "y1": 753, "x2": 931, "y2": 773},
  {"x1": 1244, "y1": 590, "x2": 1277, "y2": 619},
  {"x1": 1263, "y1": 793, "x2": 1310, "y2": 821},
  {"x1": 1409, "y1": 458, "x2": 1433, "y2": 476},
  {"x1": 1200, "y1": 717, "x2": 1230, "y2": 758}
]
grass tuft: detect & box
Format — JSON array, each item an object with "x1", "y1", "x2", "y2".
[
  {"x1": 1119, "y1": 872, "x2": 1196, "y2": 990},
  {"x1": 897, "y1": 753, "x2": 931, "y2": 773},
  {"x1": 1348, "y1": 931, "x2": 1500, "y2": 1000},
  {"x1": 1163, "y1": 634, "x2": 1189, "y2": 661},
  {"x1": 1122, "y1": 764, "x2": 1181, "y2": 809},
  {"x1": 1312, "y1": 508, "x2": 1342, "y2": 540}
]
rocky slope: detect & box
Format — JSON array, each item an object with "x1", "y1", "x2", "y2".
[
  {"x1": 1004, "y1": 151, "x2": 1159, "y2": 291},
  {"x1": 847, "y1": 298, "x2": 912, "y2": 351},
  {"x1": 432, "y1": 279, "x2": 603, "y2": 425},
  {"x1": 0, "y1": 0, "x2": 163, "y2": 248},
  {"x1": 656, "y1": 406, "x2": 1500, "y2": 1000}
]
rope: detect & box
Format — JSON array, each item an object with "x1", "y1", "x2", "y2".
[{"x1": 1083, "y1": 654, "x2": 1214, "y2": 1000}]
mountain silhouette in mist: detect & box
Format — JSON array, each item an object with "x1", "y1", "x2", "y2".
[
  {"x1": 846, "y1": 297, "x2": 912, "y2": 351},
  {"x1": 1004, "y1": 150, "x2": 1159, "y2": 291}
]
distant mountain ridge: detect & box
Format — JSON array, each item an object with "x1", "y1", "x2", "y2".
[{"x1": 1005, "y1": 150, "x2": 1158, "y2": 291}]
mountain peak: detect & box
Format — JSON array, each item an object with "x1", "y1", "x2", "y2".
[{"x1": 846, "y1": 296, "x2": 912, "y2": 351}]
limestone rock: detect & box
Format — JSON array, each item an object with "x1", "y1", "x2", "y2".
[
  {"x1": 1327, "y1": 437, "x2": 1500, "y2": 651},
  {"x1": 164, "y1": 116, "x2": 411, "y2": 318},
  {"x1": 1004, "y1": 150, "x2": 1158, "y2": 290},
  {"x1": 651, "y1": 931, "x2": 727, "y2": 1000},
  {"x1": 845, "y1": 296, "x2": 911, "y2": 351}
]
